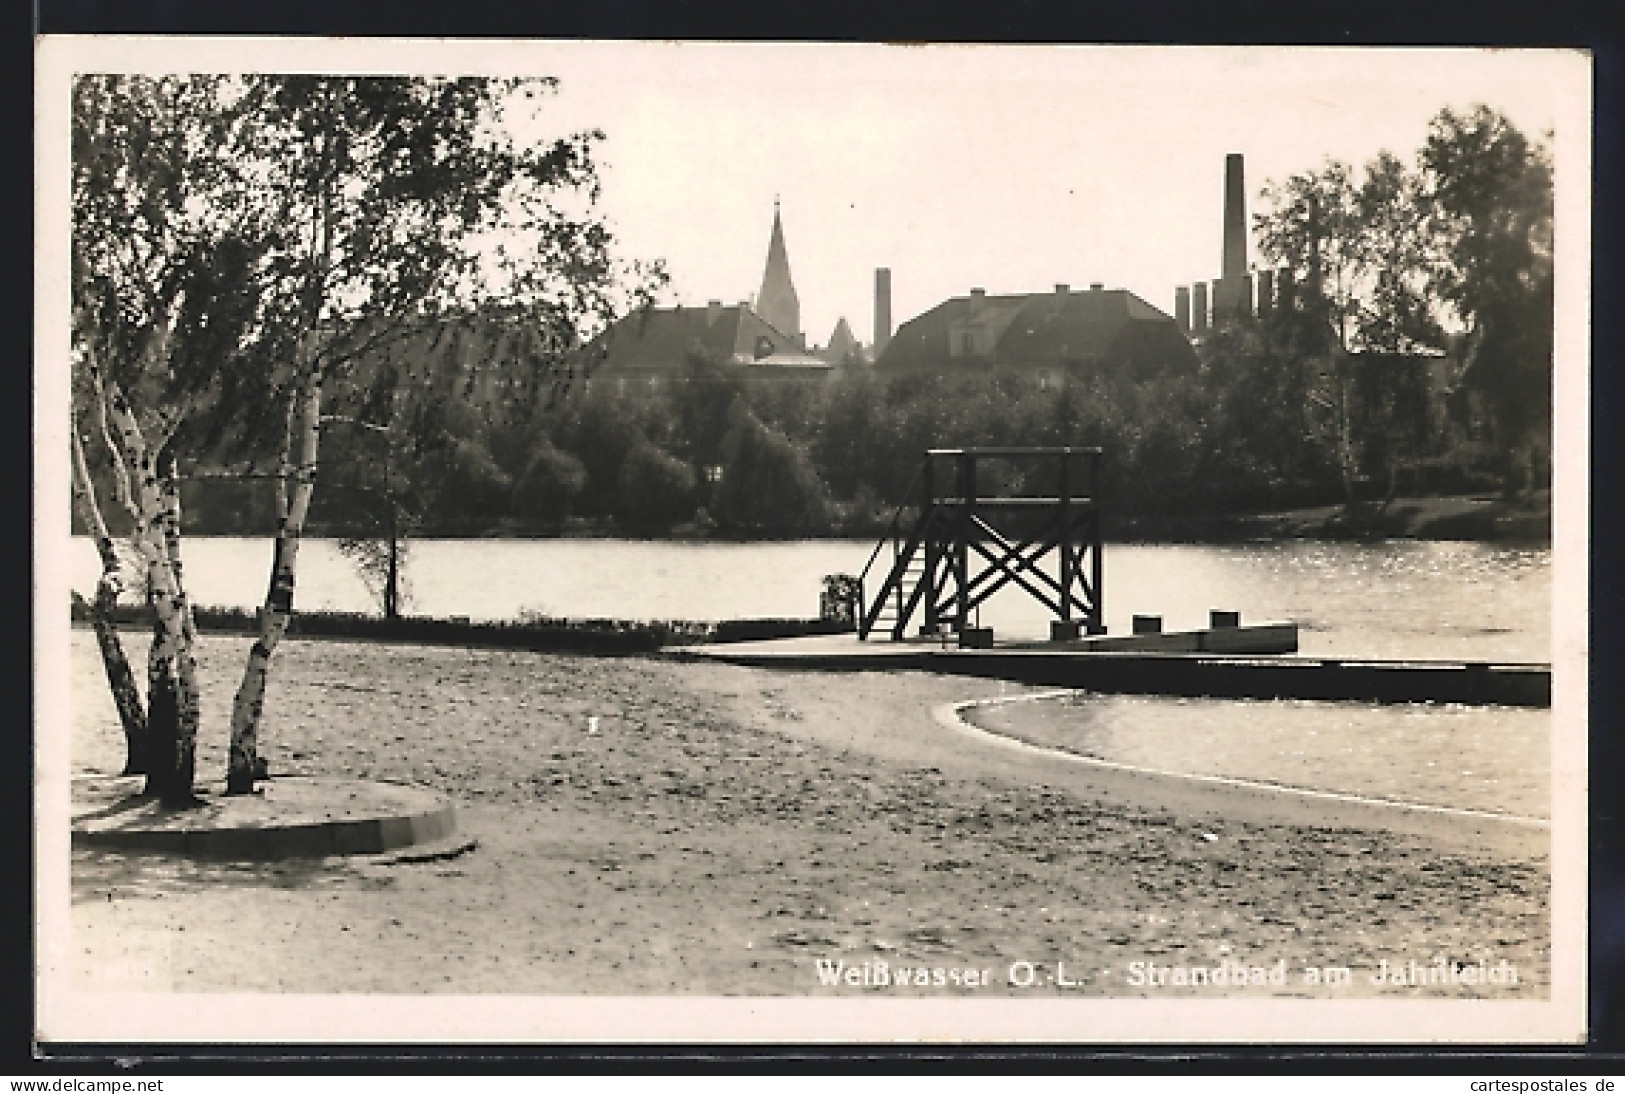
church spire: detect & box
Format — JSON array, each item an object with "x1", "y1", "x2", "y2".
[{"x1": 756, "y1": 201, "x2": 801, "y2": 346}]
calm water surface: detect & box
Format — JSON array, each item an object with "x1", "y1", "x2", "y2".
[
  {"x1": 69, "y1": 536, "x2": 1550, "y2": 661},
  {"x1": 968, "y1": 694, "x2": 1550, "y2": 819},
  {"x1": 68, "y1": 536, "x2": 1554, "y2": 814}
]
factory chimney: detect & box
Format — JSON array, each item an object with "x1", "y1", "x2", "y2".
[
  {"x1": 1213, "y1": 153, "x2": 1249, "y2": 321},
  {"x1": 1223, "y1": 153, "x2": 1247, "y2": 285},
  {"x1": 874, "y1": 267, "x2": 892, "y2": 355}
]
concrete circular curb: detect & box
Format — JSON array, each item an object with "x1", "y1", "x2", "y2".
[{"x1": 71, "y1": 774, "x2": 458, "y2": 859}]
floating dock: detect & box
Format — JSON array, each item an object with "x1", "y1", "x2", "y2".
[
  {"x1": 673, "y1": 627, "x2": 1550, "y2": 708},
  {"x1": 806, "y1": 448, "x2": 1551, "y2": 707}
]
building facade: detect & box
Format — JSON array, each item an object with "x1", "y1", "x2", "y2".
[
  {"x1": 875, "y1": 282, "x2": 1197, "y2": 385},
  {"x1": 584, "y1": 203, "x2": 873, "y2": 384},
  {"x1": 586, "y1": 300, "x2": 831, "y2": 384}
]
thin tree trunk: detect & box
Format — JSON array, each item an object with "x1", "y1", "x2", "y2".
[
  {"x1": 227, "y1": 375, "x2": 323, "y2": 794},
  {"x1": 229, "y1": 93, "x2": 338, "y2": 794},
  {"x1": 144, "y1": 611, "x2": 180, "y2": 799},
  {"x1": 1338, "y1": 370, "x2": 1357, "y2": 505},
  {"x1": 159, "y1": 454, "x2": 202, "y2": 785},
  {"x1": 385, "y1": 490, "x2": 400, "y2": 621},
  {"x1": 70, "y1": 413, "x2": 149, "y2": 773},
  {"x1": 101, "y1": 384, "x2": 201, "y2": 806}
]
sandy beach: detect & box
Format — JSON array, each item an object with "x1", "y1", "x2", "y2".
[{"x1": 64, "y1": 631, "x2": 1549, "y2": 998}]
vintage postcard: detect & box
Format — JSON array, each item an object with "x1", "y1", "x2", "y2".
[{"x1": 34, "y1": 38, "x2": 1591, "y2": 1045}]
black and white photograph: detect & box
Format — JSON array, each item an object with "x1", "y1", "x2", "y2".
[{"x1": 34, "y1": 38, "x2": 1590, "y2": 1044}]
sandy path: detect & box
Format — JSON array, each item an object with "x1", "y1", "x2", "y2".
[{"x1": 65, "y1": 632, "x2": 1549, "y2": 998}]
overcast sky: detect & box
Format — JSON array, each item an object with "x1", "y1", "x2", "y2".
[
  {"x1": 522, "y1": 43, "x2": 1574, "y2": 346},
  {"x1": 43, "y1": 39, "x2": 1582, "y2": 348}
]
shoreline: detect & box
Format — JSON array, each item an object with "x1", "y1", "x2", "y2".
[
  {"x1": 63, "y1": 630, "x2": 1550, "y2": 999},
  {"x1": 68, "y1": 603, "x2": 848, "y2": 653},
  {"x1": 942, "y1": 691, "x2": 1550, "y2": 832},
  {"x1": 81, "y1": 492, "x2": 1553, "y2": 547},
  {"x1": 1115, "y1": 492, "x2": 1552, "y2": 545}
]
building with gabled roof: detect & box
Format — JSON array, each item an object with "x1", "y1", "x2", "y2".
[
  {"x1": 876, "y1": 282, "x2": 1197, "y2": 384},
  {"x1": 822, "y1": 316, "x2": 864, "y2": 365},
  {"x1": 583, "y1": 298, "x2": 834, "y2": 384},
  {"x1": 583, "y1": 200, "x2": 853, "y2": 384}
]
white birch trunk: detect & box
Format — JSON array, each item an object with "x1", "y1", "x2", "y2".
[
  {"x1": 226, "y1": 375, "x2": 323, "y2": 793},
  {"x1": 158, "y1": 461, "x2": 200, "y2": 651},
  {"x1": 228, "y1": 110, "x2": 338, "y2": 795},
  {"x1": 158, "y1": 457, "x2": 202, "y2": 780},
  {"x1": 69, "y1": 413, "x2": 148, "y2": 773},
  {"x1": 100, "y1": 383, "x2": 202, "y2": 804},
  {"x1": 144, "y1": 618, "x2": 178, "y2": 797}
]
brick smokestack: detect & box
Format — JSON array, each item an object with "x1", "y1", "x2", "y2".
[
  {"x1": 1175, "y1": 286, "x2": 1190, "y2": 332},
  {"x1": 1223, "y1": 153, "x2": 1247, "y2": 286},
  {"x1": 1192, "y1": 282, "x2": 1208, "y2": 334},
  {"x1": 874, "y1": 267, "x2": 892, "y2": 355}
]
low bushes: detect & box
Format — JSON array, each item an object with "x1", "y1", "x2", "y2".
[{"x1": 69, "y1": 600, "x2": 851, "y2": 652}]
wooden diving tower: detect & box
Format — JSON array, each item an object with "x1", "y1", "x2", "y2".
[{"x1": 857, "y1": 448, "x2": 1104, "y2": 643}]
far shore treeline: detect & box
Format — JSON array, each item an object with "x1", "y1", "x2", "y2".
[
  {"x1": 75, "y1": 106, "x2": 1554, "y2": 548},
  {"x1": 101, "y1": 344, "x2": 1543, "y2": 544}
]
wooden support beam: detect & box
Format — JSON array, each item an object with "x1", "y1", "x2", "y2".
[
  {"x1": 1059, "y1": 451, "x2": 1072, "y2": 623},
  {"x1": 859, "y1": 447, "x2": 1107, "y2": 641}
]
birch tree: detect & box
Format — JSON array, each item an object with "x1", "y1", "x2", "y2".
[
  {"x1": 1256, "y1": 159, "x2": 1362, "y2": 354},
  {"x1": 1256, "y1": 149, "x2": 1447, "y2": 500},
  {"x1": 1353, "y1": 150, "x2": 1445, "y2": 356},
  {"x1": 72, "y1": 75, "x2": 265, "y2": 804},
  {"x1": 73, "y1": 73, "x2": 663, "y2": 801},
  {"x1": 221, "y1": 76, "x2": 651, "y2": 793},
  {"x1": 69, "y1": 396, "x2": 147, "y2": 774},
  {"x1": 1256, "y1": 105, "x2": 1554, "y2": 494}
]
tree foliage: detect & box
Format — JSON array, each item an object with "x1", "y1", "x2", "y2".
[
  {"x1": 1419, "y1": 105, "x2": 1554, "y2": 482},
  {"x1": 615, "y1": 439, "x2": 698, "y2": 532},
  {"x1": 514, "y1": 439, "x2": 590, "y2": 522},
  {"x1": 1256, "y1": 158, "x2": 1363, "y2": 352},
  {"x1": 1256, "y1": 103, "x2": 1554, "y2": 493},
  {"x1": 711, "y1": 400, "x2": 832, "y2": 536},
  {"x1": 71, "y1": 73, "x2": 663, "y2": 799}
]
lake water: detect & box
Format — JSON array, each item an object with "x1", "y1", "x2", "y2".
[
  {"x1": 69, "y1": 536, "x2": 1551, "y2": 662},
  {"x1": 67, "y1": 536, "x2": 1554, "y2": 816},
  {"x1": 966, "y1": 692, "x2": 1551, "y2": 819}
]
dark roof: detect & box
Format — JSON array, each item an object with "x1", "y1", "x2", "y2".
[
  {"x1": 587, "y1": 304, "x2": 803, "y2": 377},
  {"x1": 822, "y1": 316, "x2": 861, "y2": 363},
  {"x1": 876, "y1": 287, "x2": 1196, "y2": 379}
]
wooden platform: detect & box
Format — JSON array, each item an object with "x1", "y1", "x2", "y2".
[
  {"x1": 671, "y1": 626, "x2": 1550, "y2": 708},
  {"x1": 1045, "y1": 621, "x2": 1298, "y2": 655}
]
